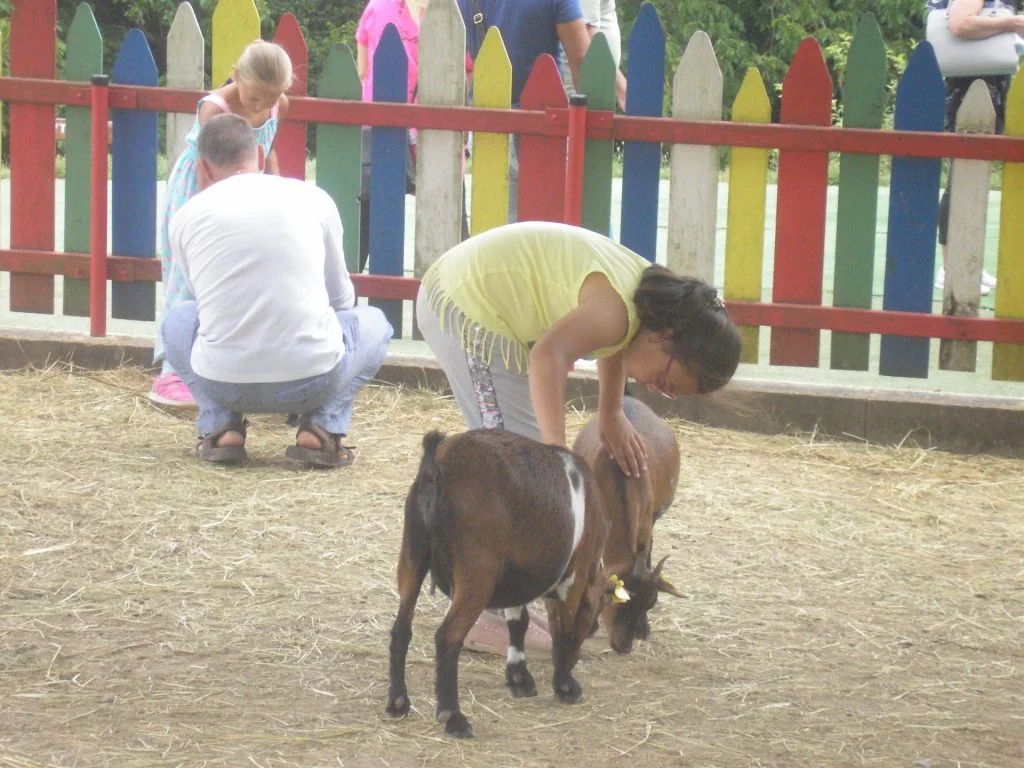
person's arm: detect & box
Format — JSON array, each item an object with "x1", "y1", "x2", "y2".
[
  {"x1": 169, "y1": 213, "x2": 196, "y2": 297},
  {"x1": 321, "y1": 192, "x2": 355, "y2": 311},
  {"x1": 357, "y1": 44, "x2": 369, "y2": 83},
  {"x1": 197, "y1": 98, "x2": 225, "y2": 127},
  {"x1": 580, "y1": 5, "x2": 627, "y2": 110},
  {"x1": 527, "y1": 276, "x2": 628, "y2": 449},
  {"x1": 263, "y1": 94, "x2": 289, "y2": 176},
  {"x1": 556, "y1": 18, "x2": 591, "y2": 92},
  {"x1": 949, "y1": 0, "x2": 1024, "y2": 38}
]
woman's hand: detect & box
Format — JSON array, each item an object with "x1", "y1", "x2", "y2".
[{"x1": 598, "y1": 408, "x2": 648, "y2": 478}]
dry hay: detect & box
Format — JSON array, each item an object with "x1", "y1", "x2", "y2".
[{"x1": 0, "y1": 364, "x2": 1022, "y2": 768}]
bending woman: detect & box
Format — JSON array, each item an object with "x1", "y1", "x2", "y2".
[{"x1": 416, "y1": 221, "x2": 742, "y2": 653}]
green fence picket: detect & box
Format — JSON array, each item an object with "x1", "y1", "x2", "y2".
[
  {"x1": 62, "y1": 3, "x2": 103, "y2": 317},
  {"x1": 315, "y1": 43, "x2": 363, "y2": 274},
  {"x1": 578, "y1": 32, "x2": 616, "y2": 236},
  {"x1": 830, "y1": 14, "x2": 886, "y2": 371}
]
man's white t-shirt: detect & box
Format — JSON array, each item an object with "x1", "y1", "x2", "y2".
[{"x1": 169, "y1": 173, "x2": 355, "y2": 384}]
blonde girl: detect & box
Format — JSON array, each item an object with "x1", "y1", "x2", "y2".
[{"x1": 151, "y1": 40, "x2": 293, "y2": 407}]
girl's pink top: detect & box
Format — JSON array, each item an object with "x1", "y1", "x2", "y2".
[{"x1": 355, "y1": 0, "x2": 420, "y2": 104}]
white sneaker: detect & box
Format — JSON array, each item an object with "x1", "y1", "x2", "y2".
[{"x1": 934, "y1": 267, "x2": 991, "y2": 296}]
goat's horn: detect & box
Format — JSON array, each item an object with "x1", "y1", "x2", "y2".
[
  {"x1": 631, "y1": 555, "x2": 649, "y2": 579},
  {"x1": 651, "y1": 555, "x2": 670, "y2": 581}
]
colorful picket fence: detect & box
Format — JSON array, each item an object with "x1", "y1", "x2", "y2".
[{"x1": 0, "y1": 0, "x2": 1023, "y2": 383}]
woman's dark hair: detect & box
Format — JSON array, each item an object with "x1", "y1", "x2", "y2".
[{"x1": 634, "y1": 265, "x2": 742, "y2": 394}]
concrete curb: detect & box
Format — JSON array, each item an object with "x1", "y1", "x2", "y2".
[{"x1": 2, "y1": 329, "x2": 1021, "y2": 457}]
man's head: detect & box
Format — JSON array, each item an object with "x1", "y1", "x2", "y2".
[{"x1": 196, "y1": 113, "x2": 265, "y2": 191}]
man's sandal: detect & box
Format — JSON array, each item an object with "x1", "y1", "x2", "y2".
[
  {"x1": 285, "y1": 422, "x2": 356, "y2": 468},
  {"x1": 196, "y1": 420, "x2": 248, "y2": 463}
]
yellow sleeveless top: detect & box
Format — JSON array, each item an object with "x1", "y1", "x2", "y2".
[{"x1": 421, "y1": 221, "x2": 650, "y2": 373}]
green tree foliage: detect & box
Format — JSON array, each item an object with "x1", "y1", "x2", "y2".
[
  {"x1": 619, "y1": 0, "x2": 926, "y2": 119},
  {"x1": 28, "y1": 0, "x2": 929, "y2": 119}
]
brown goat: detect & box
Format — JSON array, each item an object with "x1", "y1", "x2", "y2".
[
  {"x1": 572, "y1": 396, "x2": 685, "y2": 653},
  {"x1": 386, "y1": 429, "x2": 612, "y2": 738}
]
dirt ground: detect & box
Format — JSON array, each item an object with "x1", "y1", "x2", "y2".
[{"x1": 1, "y1": 366, "x2": 1021, "y2": 768}]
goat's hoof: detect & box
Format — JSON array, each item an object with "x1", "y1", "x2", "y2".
[
  {"x1": 444, "y1": 712, "x2": 473, "y2": 738},
  {"x1": 386, "y1": 692, "x2": 410, "y2": 717},
  {"x1": 505, "y1": 662, "x2": 537, "y2": 698},
  {"x1": 555, "y1": 676, "x2": 582, "y2": 704}
]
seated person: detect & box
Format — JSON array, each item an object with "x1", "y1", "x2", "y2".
[{"x1": 160, "y1": 113, "x2": 393, "y2": 467}]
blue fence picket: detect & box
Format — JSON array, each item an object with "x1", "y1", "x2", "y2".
[
  {"x1": 618, "y1": 2, "x2": 664, "y2": 261},
  {"x1": 369, "y1": 23, "x2": 409, "y2": 335},
  {"x1": 879, "y1": 43, "x2": 946, "y2": 378},
  {"x1": 111, "y1": 28, "x2": 158, "y2": 322}
]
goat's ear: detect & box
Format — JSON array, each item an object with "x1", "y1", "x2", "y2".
[
  {"x1": 657, "y1": 576, "x2": 686, "y2": 599},
  {"x1": 607, "y1": 574, "x2": 631, "y2": 604}
]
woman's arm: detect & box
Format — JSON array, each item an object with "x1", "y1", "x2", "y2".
[
  {"x1": 595, "y1": 353, "x2": 647, "y2": 477},
  {"x1": 528, "y1": 275, "x2": 629, "y2": 448},
  {"x1": 949, "y1": 0, "x2": 1024, "y2": 38}
]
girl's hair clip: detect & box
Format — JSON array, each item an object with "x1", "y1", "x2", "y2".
[{"x1": 708, "y1": 292, "x2": 725, "y2": 310}]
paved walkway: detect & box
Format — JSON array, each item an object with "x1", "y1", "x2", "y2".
[{"x1": 1, "y1": 178, "x2": 1021, "y2": 400}]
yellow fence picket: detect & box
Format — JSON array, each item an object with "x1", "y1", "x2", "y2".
[
  {"x1": 212, "y1": 0, "x2": 260, "y2": 89},
  {"x1": 993, "y1": 75, "x2": 1024, "y2": 381},
  {"x1": 470, "y1": 27, "x2": 511, "y2": 235},
  {"x1": 668, "y1": 31, "x2": 722, "y2": 283},
  {"x1": 723, "y1": 68, "x2": 771, "y2": 364}
]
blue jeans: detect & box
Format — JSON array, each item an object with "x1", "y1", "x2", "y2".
[{"x1": 161, "y1": 301, "x2": 393, "y2": 436}]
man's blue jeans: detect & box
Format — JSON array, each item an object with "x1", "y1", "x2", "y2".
[{"x1": 161, "y1": 301, "x2": 393, "y2": 436}]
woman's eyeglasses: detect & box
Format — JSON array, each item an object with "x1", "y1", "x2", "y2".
[{"x1": 658, "y1": 354, "x2": 677, "y2": 400}]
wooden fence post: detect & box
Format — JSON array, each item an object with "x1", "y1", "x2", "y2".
[
  {"x1": 518, "y1": 55, "x2": 568, "y2": 222},
  {"x1": 273, "y1": 13, "x2": 308, "y2": 179},
  {"x1": 830, "y1": 13, "x2": 886, "y2": 372},
  {"x1": 415, "y1": 0, "x2": 466, "y2": 277},
  {"x1": 578, "y1": 32, "x2": 616, "y2": 237},
  {"x1": 167, "y1": 2, "x2": 204, "y2": 172},
  {"x1": 770, "y1": 37, "x2": 832, "y2": 368},
  {"x1": 723, "y1": 68, "x2": 771, "y2": 365},
  {"x1": 940, "y1": 80, "x2": 996, "y2": 372},
  {"x1": 619, "y1": 2, "x2": 664, "y2": 261},
  {"x1": 110, "y1": 28, "x2": 158, "y2": 322},
  {"x1": 315, "y1": 44, "x2": 363, "y2": 274},
  {"x1": 668, "y1": 31, "x2": 722, "y2": 283},
  {"x1": 212, "y1": 0, "x2": 259, "y2": 89},
  {"x1": 9, "y1": 0, "x2": 57, "y2": 314},
  {"x1": 470, "y1": 27, "x2": 511, "y2": 235},
  {"x1": 879, "y1": 42, "x2": 945, "y2": 379},
  {"x1": 368, "y1": 23, "x2": 410, "y2": 335},
  {"x1": 993, "y1": 76, "x2": 1024, "y2": 381},
  {"x1": 62, "y1": 3, "x2": 103, "y2": 317}
]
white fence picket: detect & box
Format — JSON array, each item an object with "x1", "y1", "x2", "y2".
[
  {"x1": 166, "y1": 2, "x2": 204, "y2": 170},
  {"x1": 941, "y1": 80, "x2": 996, "y2": 372},
  {"x1": 415, "y1": 0, "x2": 466, "y2": 278},
  {"x1": 668, "y1": 31, "x2": 722, "y2": 283}
]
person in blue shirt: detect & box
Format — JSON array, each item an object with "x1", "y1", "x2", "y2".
[{"x1": 458, "y1": 0, "x2": 590, "y2": 222}]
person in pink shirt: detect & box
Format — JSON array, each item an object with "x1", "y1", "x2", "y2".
[
  {"x1": 355, "y1": 0, "x2": 471, "y2": 273},
  {"x1": 356, "y1": 0, "x2": 424, "y2": 105}
]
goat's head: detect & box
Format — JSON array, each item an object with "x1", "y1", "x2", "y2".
[{"x1": 603, "y1": 554, "x2": 685, "y2": 653}]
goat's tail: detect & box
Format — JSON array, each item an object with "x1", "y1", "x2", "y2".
[{"x1": 413, "y1": 430, "x2": 447, "y2": 528}]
